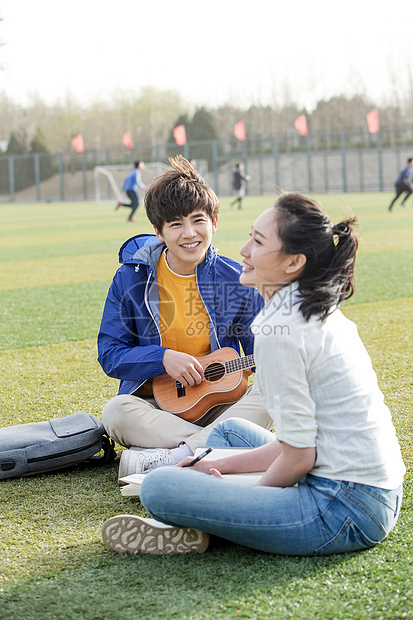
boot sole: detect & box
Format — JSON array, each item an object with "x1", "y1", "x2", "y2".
[{"x1": 102, "y1": 515, "x2": 209, "y2": 555}]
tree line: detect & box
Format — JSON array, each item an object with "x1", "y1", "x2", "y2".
[{"x1": 1, "y1": 86, "x2": 413, "y2": 160}]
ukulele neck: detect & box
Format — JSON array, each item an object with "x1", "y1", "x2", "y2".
[{"x1": 224, "y1": 353, "x2": 254, "y2": 375}]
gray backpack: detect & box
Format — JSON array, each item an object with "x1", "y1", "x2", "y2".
[{"x1": 0, "y1": 412, "x2": 116, "y2": 480}]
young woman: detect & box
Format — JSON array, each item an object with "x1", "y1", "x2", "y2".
[{"x1": 102, "y1": 193, "x2": 405, "y2": 557}]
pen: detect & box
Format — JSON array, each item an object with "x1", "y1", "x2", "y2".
[{"x1": 182, "y1": 447, "x2": 213, "y2": 467}]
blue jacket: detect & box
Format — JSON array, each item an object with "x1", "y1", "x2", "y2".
[
  {"x1": 395, "y1": 165, "x2": 412, "y2": 185},
  {"x1": 122, "y1": 169, "x2": 137, "y2": 191},
  {"x1": 97, "y1": 234, "x2": 264, "y2": 395},
  {"x1": 122, "y1": 168, "x2": 145, "y2": 192}
]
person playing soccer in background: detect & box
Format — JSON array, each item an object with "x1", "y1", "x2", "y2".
[
  {"x1": 102, "y1": 192, "x2": 405, "y2": 557},
  {"x1": 116, "y1": 161, "x2": 146, "y2": 222},
  {"x1": 98, "y1": 156, "x2": 272, "y2": 480},
  {"x1": 388, "y1": 158, "x2": 413, "y2": 211},
  {"x1": 230, "y1": 162, "x2": 250, "y2": 209}
]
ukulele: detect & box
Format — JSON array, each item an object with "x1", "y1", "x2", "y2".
[{"x1": 152, "y1": 348, "x2": 255, "y2": 422}]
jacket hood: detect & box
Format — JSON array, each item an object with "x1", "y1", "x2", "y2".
[
  {"x1": 118, "y1": 233, "x2": 217, "y2": 271},
  {"x1": 118, "y1": 234, "x2": 161, "y2": 265}
]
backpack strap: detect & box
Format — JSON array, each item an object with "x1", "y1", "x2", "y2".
[{"x1": 88, "y1": 435, "x2": 117, "y2": 466}]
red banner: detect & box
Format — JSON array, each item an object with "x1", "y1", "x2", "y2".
[
  {"x1": 294, "y1": 115, "x2": 308, "y2": 136},
  {"x1": 72, "y1": 134, "x2": 84, "y2": 153},
  {"x1": 234, "y1": 121, "x2": 246, "y2": 141},
  {"x1": 366, "y1": 109, "x2": 380, "y2": 134},
  {"x1": 122, "y1": 131, "x2": 133, "y2": 150},
  {"x1": 173, "y1": 124, "x2": 187, "y2": 146}
]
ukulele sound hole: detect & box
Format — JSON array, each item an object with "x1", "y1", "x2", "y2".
[{"x1": 204, "y1": 363, "x2": 225, "y2": 382}]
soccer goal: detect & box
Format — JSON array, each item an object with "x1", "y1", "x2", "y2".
[
  {"x1": 94, "y1": 159, "x2": 210, "y2": 205},
  {"x1": 93, "y1": 162, "x2": 171, "y2": 205}
]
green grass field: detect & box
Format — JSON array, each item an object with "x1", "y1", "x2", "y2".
[{"x1": 0, "y1": 193, "x2": 412, "y2": 619}]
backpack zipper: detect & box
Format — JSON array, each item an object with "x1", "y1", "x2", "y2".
[{"x1": 27, "y1": 440, "x2": 101, "y2": 463}]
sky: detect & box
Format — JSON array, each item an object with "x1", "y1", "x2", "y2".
[{"x1": 1, "y1": 0, "x2": 412, "y2": 111}]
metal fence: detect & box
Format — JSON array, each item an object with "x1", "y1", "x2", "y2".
[{"x1": 1, "y1": 127, "x2": 413, "y2": 203}]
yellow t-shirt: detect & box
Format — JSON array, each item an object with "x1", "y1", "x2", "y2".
[{"x1": 157, "y1": 249, "x2": 211, "y2": 357}]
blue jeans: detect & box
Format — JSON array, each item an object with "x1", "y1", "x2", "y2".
[{"x1": 140, "y1": 418, "x2": 403, "y2": 555}]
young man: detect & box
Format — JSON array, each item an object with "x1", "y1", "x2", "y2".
[
  {"x1": 388, "y1": 158, "x2": 413, "y2": 211},
  {"x1": 116, "y1": 161, "x2": 146, "y2": 222},
  {"x1": 230, "y1": 162, "x2": 251, "y2": 210},
  {"x1": 98, "y1": 156, "x2": 272, "y2": 479}
]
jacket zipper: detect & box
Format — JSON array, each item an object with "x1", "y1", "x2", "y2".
[
  {"x1": 130, "y1": 269, "x2": 162, "y2": 394},
  {"x1": 144, "y1": 269, "x2": 162, "y2": 344},
  {"x1": 196, "y1": 266, "x2": 221, "y2": 350}
]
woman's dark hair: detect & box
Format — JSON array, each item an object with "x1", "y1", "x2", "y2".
[
  {"x1": 145, "y1": 155, "x2": 220, "y2": 232},
  {"x1": 274, "y1": 193, "x2": 359, "y2": 321}
]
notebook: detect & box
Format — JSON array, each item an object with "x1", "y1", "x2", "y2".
[{"x1": 119, "y1": 447, "x2": 264, "y2": 496}]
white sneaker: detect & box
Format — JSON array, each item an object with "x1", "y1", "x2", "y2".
[
  {"x1": 102, "y1": 515, "x2": 209, "y2": 555},
  {"x1": 118, "y1": 448, "x2": 172, "y2": 481}
]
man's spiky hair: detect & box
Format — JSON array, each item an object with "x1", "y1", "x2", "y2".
[{"x1": 145, "y1": 155, "x2": 220, "y2": 232}]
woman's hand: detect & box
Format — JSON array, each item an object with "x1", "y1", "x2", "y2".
[
  {"x1": 209, "y1": 468, "x2": 223, "y2": 478},
  {"x1": 176, "y1": 457, "x2": 223, "y2": 478},
  {"x1": 175, "y1": 455, "x2": 217, "y2": 473},
  {"x1": 177, "y1": 440, "x2": 283, "y2": 475}
]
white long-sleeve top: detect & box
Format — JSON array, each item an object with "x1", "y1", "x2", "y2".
[{"x1": 252, "y1": 282, "x2": 405, "y2": 489}]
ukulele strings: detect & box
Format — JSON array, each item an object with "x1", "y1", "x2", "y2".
[
  {"x1": 174, "y1": 356, "x2": 255, "y2": 386},
  {"x1": 204, "y1": 358, "x2": 254, "y2": 379}
]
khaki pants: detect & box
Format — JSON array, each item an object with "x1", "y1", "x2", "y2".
[{"x1": 102, "y1": 384, "x2": 273, "y2": 453}]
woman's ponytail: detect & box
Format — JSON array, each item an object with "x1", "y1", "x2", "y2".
[
  {"x1": 275, "y1": 194, "x2": 359, "y2": 321},
  {"x1": 329, "y1": 216, "x2": 359, "y2": 310}
]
